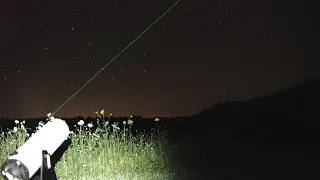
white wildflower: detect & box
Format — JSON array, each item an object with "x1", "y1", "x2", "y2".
[
  {"x1": 14, "y1": 120, "x2": 19, "y2": 124},
  {"x1": 100, "y1": 109, "x2": 104, "y2": 115},
  {"x1": 13, "y1": 127, "x2": 18, "y2": 133},
  {"x1": 127, "y1": 119, "x2": 134, "y2": 125},
  {"x1": 78, "y1": 120, "x2": 84, "y2": 126},
  {"x1": 21, "y1": 124, "x2": 26, "y2": 131},
  {"x1": 87, "y1": 123, "x2": 93, "y2": 128},
  {"x1": 154, "y1": 118, "x2": 160, "y2": 122},
  {"x1": 123, "y1": 121, "x2": 126, "y2": 125}
]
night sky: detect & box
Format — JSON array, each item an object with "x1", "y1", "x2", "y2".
[{"x1": 0, "y1": 0, "x2": 318, "y2": 118}]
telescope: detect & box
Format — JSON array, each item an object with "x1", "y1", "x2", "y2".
[{"x1": 1, "y1": 115, "x2": 70, "y2": 180}]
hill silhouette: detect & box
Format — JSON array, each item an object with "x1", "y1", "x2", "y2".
[
  {"x1": 165, "y1": 77, "x2": 320, "y2": 131},
  {"x1": 165, "y1": 78, "x2": 319, "y2": 179}
]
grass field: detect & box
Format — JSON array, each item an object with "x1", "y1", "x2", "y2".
[{"x1": 0, "y1": 115, "x2": 176, "y2": 180}]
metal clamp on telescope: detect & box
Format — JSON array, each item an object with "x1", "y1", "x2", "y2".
[{"x1": 1, "y1": 115, "x2": 70, "y2": 180}]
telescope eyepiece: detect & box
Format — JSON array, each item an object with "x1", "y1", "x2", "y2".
[{"x1": 1, "y1": 159, "x2": 29, "y2": 180}]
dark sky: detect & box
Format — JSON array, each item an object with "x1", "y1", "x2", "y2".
[{"x1": 0, "y1": 0, "x2": 318, "y2": 118}]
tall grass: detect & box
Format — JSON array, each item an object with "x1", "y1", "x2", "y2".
[{"x1": 0, "y1": 115, "x2": 176, "y2": 180}]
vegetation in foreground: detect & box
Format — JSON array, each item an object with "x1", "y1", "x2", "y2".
[{"x1": 0, "y1": 112, "x2": 176, "y2": 180}]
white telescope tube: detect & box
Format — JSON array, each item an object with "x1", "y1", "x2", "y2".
[{"x1": 1, "y1": 118, "x2": 70, "y2": 180}]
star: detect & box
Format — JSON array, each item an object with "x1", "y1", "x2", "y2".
[
  {"x1": 144, "y1": 70, "x2": 147, "y2": 73},
  {"x1": 4, "y1": 77, "x2": 7, "y2": 80},
  {"x1": 17, "y1": 70, "x2": 20, "y2": 74},
  {"x1": 89, "y1": 41, "x2": 91, "y2": 45},
  {"x1": 45, "y1": 46, "x2": 48, "y2": 50},
  {"x1": 255, "y1": 65, "x2": 261, "y2": 72}
]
